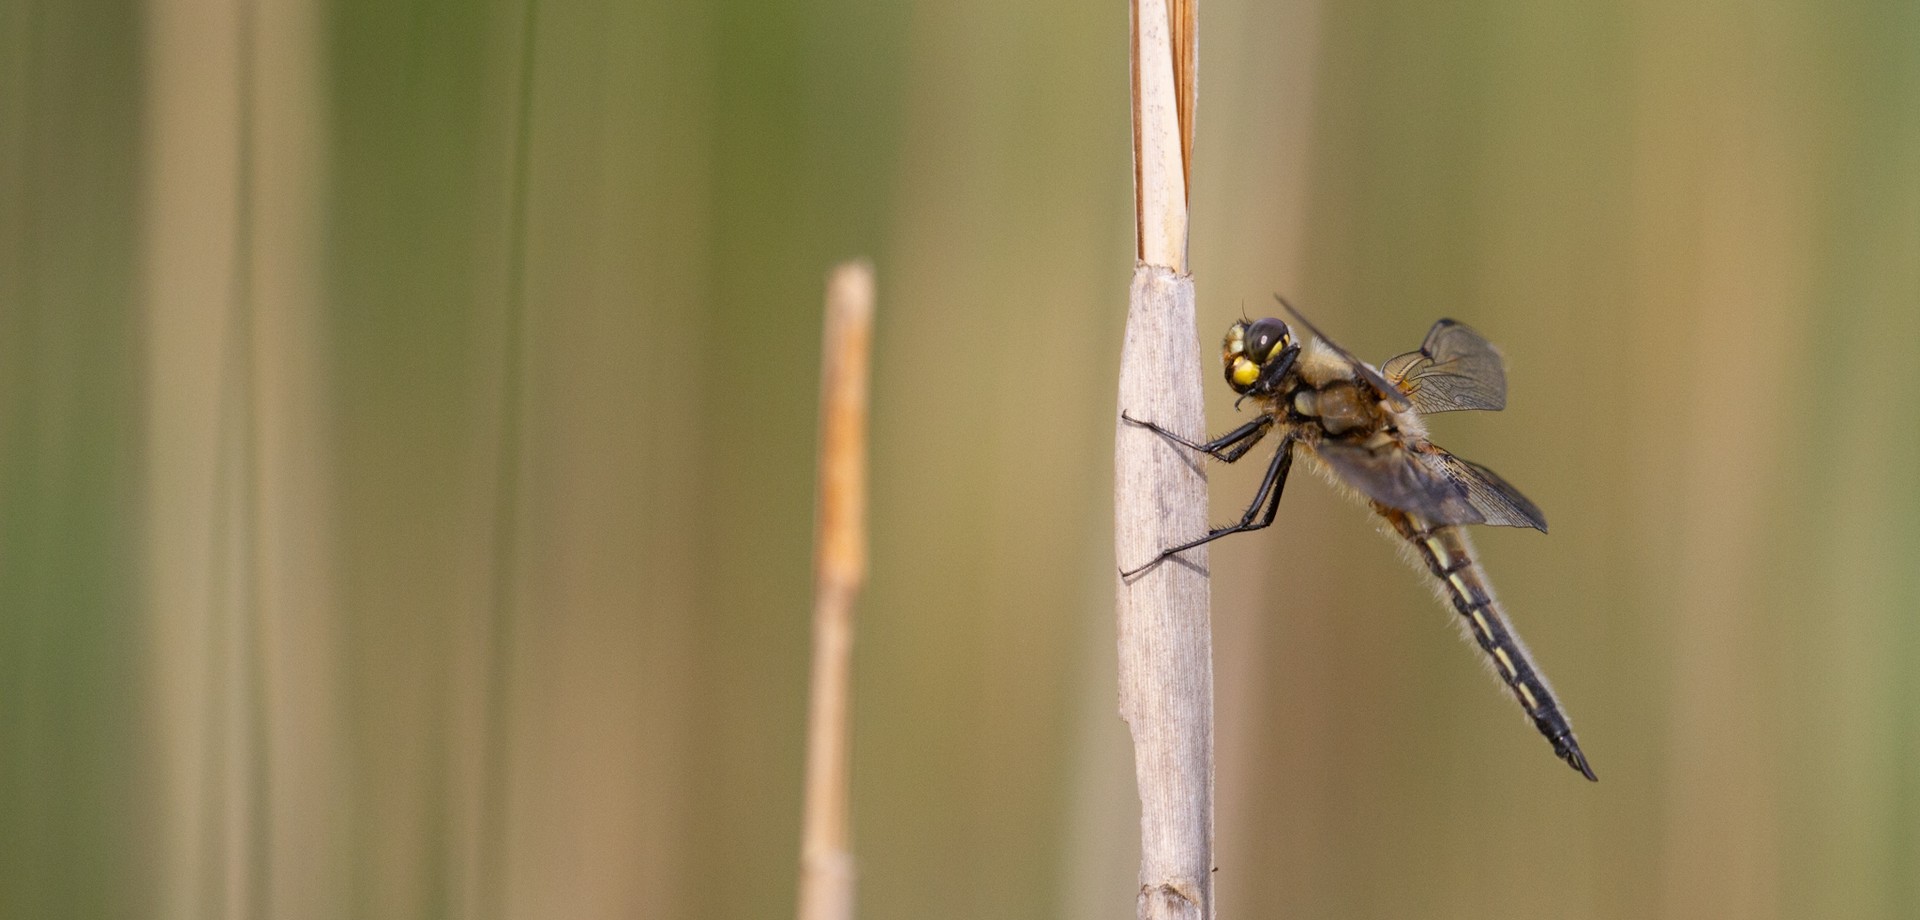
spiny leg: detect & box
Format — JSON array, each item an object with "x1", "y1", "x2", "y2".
[
  {"x1": 1121, "y1": 413, "x2": 1271, "y2": 463},
  {"x1": 1121, "y1": 438, "x2": 1293, "y2": 578}
]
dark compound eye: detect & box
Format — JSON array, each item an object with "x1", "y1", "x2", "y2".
[{"x1": 1245, "y1": 318, "x2": 1292, "y2": 364}]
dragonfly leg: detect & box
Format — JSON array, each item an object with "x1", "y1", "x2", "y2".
[
  {"x1": 1121, "y1": 438, "x2": 1293, "y2": 578},
  {"x1": 1121, "y1": 412, "x2": 1271, "y2": 463},
  {"x1": 1215, "y1": 422, "x2": 1272, "y2": 463},
  {"x1": 1251, "y1": 342, "x2": 1299, "y2": 393}
]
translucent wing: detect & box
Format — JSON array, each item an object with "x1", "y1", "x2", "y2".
[
  {"x1": 1277, "y1": 296, "x2": 1412, "y2": 409},
  {"x1": 1314, "y1": 439, "x2": 1482, "y2": 526},
  {"x1": 1315, "y1": 438, "x2": 1547, "y2": 532},
  {"x1": 1380, "y1": 319, "x2": 1508, "y2": 413},
  {"x1": 1437, "y1": 452, "x2": 1547, "y2": 531}
]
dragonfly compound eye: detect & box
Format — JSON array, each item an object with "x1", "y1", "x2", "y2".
[{"x1": 1245, "y1": 318, "x2": 1292, "y2": 364}]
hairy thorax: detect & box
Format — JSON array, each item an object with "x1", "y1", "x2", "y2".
[
  {"x1": 1277, "y1": 346, "x2": 1427, "y2": 446},
  {"x1": 1290, "y1": 381, "x2": 1375, "y2": 436}
]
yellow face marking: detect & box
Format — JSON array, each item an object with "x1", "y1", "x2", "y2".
[
  {"x1": 1424, "y1": 538, "x2": 1454, "y2": 571},
  {"x1": 1470, "y1": 609, "x2": 1492, "y2": 640},
  {"x1": 1492, "y1": 646, "x2": 1517, "y2": 677},
  {"x1": 1230, "y1": 358, "x2": 1259, "y2": 387},
  {"x1": 1447, "y1": 572, "x2": 1471, "y2": 598},
  {"x1": 1516, "y1": 682, "x2": 1540, "y2": 711}
]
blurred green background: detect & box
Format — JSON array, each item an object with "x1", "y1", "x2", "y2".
[{"x1": 4, "y1": 0, "x2": 1918, "y2": 917}]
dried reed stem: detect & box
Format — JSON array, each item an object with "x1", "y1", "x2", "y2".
[
  {"x1": 1119, "y1": 2, "x2": 1211, "y2": 919},
  {"x1": 796, "y1": 260, "x2": 875, "y2": 920}
]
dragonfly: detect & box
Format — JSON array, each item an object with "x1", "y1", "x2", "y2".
[{"x1": 1122, "y1": 297, "x2": 1595, "y2": 781}]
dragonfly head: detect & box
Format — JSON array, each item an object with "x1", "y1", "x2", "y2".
[{"x1": 1223, "y1": 317, "x2": 1295, "y2": 396}]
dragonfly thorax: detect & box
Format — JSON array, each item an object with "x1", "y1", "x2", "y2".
[{"x1": 1289, "y1": 380, "x2": 1378, "y2": 436}]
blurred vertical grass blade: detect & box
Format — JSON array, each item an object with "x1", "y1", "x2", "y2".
[
  {"x1": 0, "y1": 1, "x2": 146, "y2": 918},
  {"x1": 1640, "y1": 5, "x2": 1815, "y2": 916},
  {"x1": 1780, "y1": 3, "x2": 1920, "y2": 917},
  {"x1": 324, "y1": 0, "x2": 521, "y2": 914},
  {"x1": 230, "y1": 0, "x2": 271, "y2": 912},
  {"x1": 246, "y1": 0, "x2": 342, "y2": 910},
  {"x1": 139, "y1": 0, "x2": 295, "y2": 914},
  {"x1": 227, "y1": 1, "x2": 272, "y2": 914},
  {"x1": 473, "y1": 0, "x2": 540, "y2": 913},
  {"x1": 862, "y1": 1, "x2": 1124, "y2": 917},
  {"x1": 139, "y1": 0, "x2": 232, "y2": 910},
  {"x1": 487, "y1": 0, "x2": 714, "y2": 916}
]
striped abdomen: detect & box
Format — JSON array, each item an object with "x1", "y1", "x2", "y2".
[{"x1": 1379, "y1": 507, "x2": 1596, "y2": 781}]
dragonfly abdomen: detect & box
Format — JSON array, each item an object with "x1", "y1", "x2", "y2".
[{"x1": 1381, "y1": 508, "x2": 1597, "y2": 781}]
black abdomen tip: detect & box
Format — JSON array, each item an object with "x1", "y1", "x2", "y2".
[{"x1": 1561, "y1": 742, "x2": 1598, "y2": 782}]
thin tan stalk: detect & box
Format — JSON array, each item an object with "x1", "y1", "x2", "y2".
[
  {"x1": 796, "y1": 260, "x2": 875, "y2": 920},
  {"x1": 1118, "y1": 2, "x2": 1211, "y2": 920}
]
